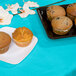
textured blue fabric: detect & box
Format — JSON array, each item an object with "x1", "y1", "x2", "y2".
[{"x1": 0, "y1": 0, "x2": 76, "y2": 76}]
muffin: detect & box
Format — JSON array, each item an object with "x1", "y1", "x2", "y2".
[
  {"x1": 0, "y1": 32, "x2": 11, "y2": 54},
  {"x1": 67, "y1": 3, "x2": 76, "y2": 20},
  {"x1": 46, "y1": 5, "x2": 66, "y2": 21},
  {"x1": 12, "y1": 27, "x2": 33, "y2": 47},
  {"x1": 51, "y1": 16, "x2": 73, "y2": 35}
]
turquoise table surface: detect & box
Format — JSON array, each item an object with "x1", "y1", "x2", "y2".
[{"x1": 0, "y1": 0, "x2": 76, "y2": 76}]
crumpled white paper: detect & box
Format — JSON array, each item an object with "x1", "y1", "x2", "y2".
[
  {"x1": 19, "y1": 1, "x2": 39, "y2": 18},
  {"x1": 6, "y1": 3, "x2": 21, "y2": 14},
  {"x1": 0, "y1": 6, "x2": 13, "y2": 25}
]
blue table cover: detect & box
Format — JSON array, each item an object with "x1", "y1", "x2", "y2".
[{"x1": 0, "y1": 0, "x2": 76, "y2": 76}]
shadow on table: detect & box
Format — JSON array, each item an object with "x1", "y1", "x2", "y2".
[{"x1": 66, "y1": 70, "x2": 76, "y2": 76}]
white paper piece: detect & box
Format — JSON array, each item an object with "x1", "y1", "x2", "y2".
[
  {"x1": 19, "y1": 1, "x2": 39, "y2": 18},
  {"x1": 0, "y1": 27, "x2": 38, "y2": 64},
  {"x1": 6, "y1": 3, "x2": 21, "y2": 14},
  {"x1": 25, "y1": 1, "x2": 39, "y2": 7},
  {"x1": 0, "y1": 6, "x2": 13, "y2": 25}
]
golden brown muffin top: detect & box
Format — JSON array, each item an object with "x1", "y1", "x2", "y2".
[
  {"x1": 0, "y1": 32, "x2": 11, "y2": 48},
  {"x1": 51, "y1": 16, "x2": 73, "y2": 30},
  {"x1": 67, "y1": 3, "x2": 76, "y2": 16},
  {"x1": 12, "y1": 27, "x2": 33, "y2": 42},
  {"x1": 47, "y1": 5, "x2": 66, "y2": 18}
]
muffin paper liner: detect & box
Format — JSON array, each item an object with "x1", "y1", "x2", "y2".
[{"x1": 53, "y1": 25, "x2": 73, "y2": 32}]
